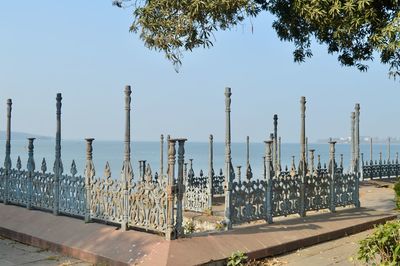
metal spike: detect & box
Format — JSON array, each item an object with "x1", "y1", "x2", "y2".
[
  {"x1": 154, "y1": 172, "x2": 159, "y2": 182},
  {"x1": 16, "y1": 156, "x2": 22, "y2": 170},
  {"x1": 41, "y1": 158, "x2": 47, "y2": 173},
  {"x1": 317, "y1": 155, "x2": 321, "y2": 169},
  {"x1": 246, "y1": 164, "x2": 253, "y2": 180},
  {"x1": 70, "y1": 160, "x2": 77, "y2": 176},
  {"x1": 104, "y1": 161, "x2": 112, "y2": 179},
  {"x1": 144, "y1": 164, "x2": 152, "y2": 182}
]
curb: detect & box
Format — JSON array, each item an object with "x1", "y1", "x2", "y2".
[{"x1": 0, "y1": 226, "x2": 128, "y2": 266}]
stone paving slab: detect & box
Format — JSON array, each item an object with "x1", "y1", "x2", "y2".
[
  {"x1": 0, "y1": 235, "x2": 91, "y2": 266},
  {"x1": 0, "y1": 182, "x2": 397, "y2": 266}
]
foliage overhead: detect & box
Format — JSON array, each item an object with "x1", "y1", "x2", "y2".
[{"x1": 114, "y1": 0, "x2": 400, "y2": 78}]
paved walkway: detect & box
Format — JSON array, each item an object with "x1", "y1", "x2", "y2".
[
  {"x1": 0, "y1": 180, "x2": 397, "y2": 266},
  {"x1": 263, "y1": 229, "x2": 372, "y2": 266},
  {"x1": 0, "y1": 235, "x2": 90, "y2": 266}
]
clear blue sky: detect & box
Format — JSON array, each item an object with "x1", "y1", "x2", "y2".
[{"x1": 0, "y1": 1, "x2": 398, "y2": 143}]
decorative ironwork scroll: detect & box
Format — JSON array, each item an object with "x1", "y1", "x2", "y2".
[
  {"x1": 59, "y1": 160, "x2": 85, "y2": 217},
  {"x1": 362, "y1": 159, "x2": 400, "y2": 179},
  {"x1": 184, "y1": 169, "x2": 209, "y2": 213},
  {"x1": 231, "y1": 178, "x2": 266, "y2": 224},
  {"x1": 31, "y1": 158, "x2": 54, "y2": 211},
  {"x1": 305, "y1": 169, "x2": 331, "y2": 211},
  {"x1": 335, "y1": 173, "x2": 357, "y2": 207},
  {"x1": 272, "y1": 173, "x2": 301, "y2": 217},
  {"x1": 212, "y1": 168, "x2": 225, "y2": 195},
  {"x1": 8, "y1": 157, "x2": 28, "y2": 206},
  {"x1": 128, "y1": 165, "x2": 168, "y2": 233},
  {"x1": 89, "y1": 162, "x2": 124, "y2": 224}
]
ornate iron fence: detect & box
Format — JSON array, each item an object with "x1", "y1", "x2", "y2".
[
  {"x1": 184, "y1": 164, "x2": 210, "y2": 213},
  {"x1": 362, "y1": 157, "x2": 400, "y2": 180},
  {"x1": 0, "y1": 88, "x2": 186, "y2": 240}
]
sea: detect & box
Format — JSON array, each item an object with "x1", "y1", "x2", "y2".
[{"x1": 0, "y1": 140, "x2": 396, "y2": 178}]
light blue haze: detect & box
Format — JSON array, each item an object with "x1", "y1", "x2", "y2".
[{"x1": 0, "y1": 1, "x2": 398, "y2": 144}]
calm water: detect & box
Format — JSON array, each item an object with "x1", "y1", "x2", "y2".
[{"x1": 0, "y1": 140, "x2": 396, "y2": 178}]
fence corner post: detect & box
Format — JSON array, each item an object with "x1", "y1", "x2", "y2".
[
  {"x1": 265, "y1": 140, "x2": 273, "y2": 224},
  {"x1": 84, "y1": 138, "x2": 95, "y2": 223},
  {"x1": 329, "y1": 140, "x2": 337, "y2": 213},
  {"x1": 26, "y1": 138, "x2": 35, "y2": 210}
]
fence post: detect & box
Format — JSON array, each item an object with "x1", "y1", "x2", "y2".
[
  {"x1": 278, "y1": 136, "x2": 281, "y2": 172},
  {"x1": 355, "y1": 104, "x2": 360, "y2": 174},
  {"x1": 396, "y1": 152, "x2": 399, "y2": 178},
  {"x1": 166, "y1": 139, "x2": 177, "y2": 240},
  {"x1": 309, "y1": 149, "x2": 315, "y2": 175},
  {"x1": 26, "y1": 138, "x2": 35, "y2": 210},
  {"x1": 121, "y1": 86, "x2": 133, "y2": 231},
  {"x1": 265, "y1": 140, "x2": 273, "y2": 224},
  {"x1": 4, "y1": 99, "x2": 12, "y2": 205},
  {"x1": 84, "y1": 138, "x2": 95, "y2": 223},
  {"x1": 379, "y1": 152, "x2": 383, "y2": 179},
  {"x1": 176, "y1": 138, "x2": 187, "y2": 237},
  {"x1": 273, "y1": 114, "x2": 278, "y2": 172},
  {"x1": 387, "y1": 137, "x2": 391, "y2": 163},
  {"x1": 329, "y1": 140, "x2": 336, "y2": 213},
  {"x1": 246, "y1": 136, "x2": 253, "y2": 181},
  {"x1": 370, "y1": 138, "x2": 373, "y2": 165},
  {"x1": 53, "y1": 93, "x2": 62, "y2": 215},
  {"x1": 354, "y1": 168, "x2": 361, "y2": 208},
  {"x1": 160, "y1": 134, "x2": 164, "y2": 178},
  {"x1": 361, "y1": 153, "x2": 364, "y2": 180},
  {"x1": 224, "y1": 87, "x2": 233, "y2": 230},
  {"x1": 351, "y1": 112, "x2": 355, "y2": 172},
  {"x1": 299, "y1": 96, "x2": 307, "y2": 217},
  {"x1": 208, "y1": 134, "x2": 214, "y2": 211}
]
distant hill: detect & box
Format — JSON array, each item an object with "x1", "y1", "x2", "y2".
[{"x1": 0, "y1": 131, "x2": 53, "y2": 141}]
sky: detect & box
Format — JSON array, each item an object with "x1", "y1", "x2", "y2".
[{"x1": 0, "y1": 1, "x2": 399, "y2": 143}]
